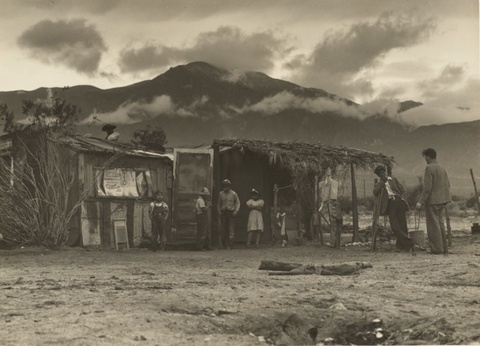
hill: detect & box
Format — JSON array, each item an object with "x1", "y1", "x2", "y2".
[{"x1": 1, "y1": 62, "x2": 478, "y2": 196}]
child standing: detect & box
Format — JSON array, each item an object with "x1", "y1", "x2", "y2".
[
  {"x1": 150, "y1": 191, "x2": 169, "y2": 251},
  {"x1": 195, "y1": 187, "x2": 212, "y2": 251},
  {"x1": 246, "y1": 189, "x2": 264, "y2": 248}
]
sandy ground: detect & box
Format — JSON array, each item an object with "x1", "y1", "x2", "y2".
[{"x1": 1, "y1": 225, "x2": 480, "y2": 345}]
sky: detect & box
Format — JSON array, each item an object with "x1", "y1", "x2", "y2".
[{"x1": 0, "y1": 0, "x2": 479, "y2": 126}]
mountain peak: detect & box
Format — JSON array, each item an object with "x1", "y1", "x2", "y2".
[
  {"x1": 158, "y1": 61, "x2": 226, "y2": 82},
  {"x1": 399, "y1": 100, "x2": 423, "y2": 113}
]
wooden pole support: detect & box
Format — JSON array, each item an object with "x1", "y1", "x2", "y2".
[
  {"x1": 351, "y1": 163, "x2": 359, "y2": 242},
  {"x1": 470, "y1": 169, "x2": 480, "y2": 216}
]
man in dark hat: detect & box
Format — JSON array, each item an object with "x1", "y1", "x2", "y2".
[
  {"x1": 102, "y1": 124, "x2": 119, "y2": 141},
  {"x1": 217, "y1": 179, "x2": 240, "y2": 249},
  {"x1": 373, "y1": 165, "x2": 415, "y2": 252}
]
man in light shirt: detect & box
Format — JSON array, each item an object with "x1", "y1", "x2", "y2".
[
  {"x1": 373, "y1": 166, "x2": 415, "y2": 252},
  {"x1": 217, "y1": 179, "x2": 240, "y2": 249}
]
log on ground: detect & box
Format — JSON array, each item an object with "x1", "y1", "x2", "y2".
[
  {"x1": 267, "y1": 266, "x2": 316, "y2": 276},
  {"x1": 258, "y1": 260, "x2": 303, "y2": 271},
  {"x1": 320, "y1": 262, "x2": 373, "y2": 276}
]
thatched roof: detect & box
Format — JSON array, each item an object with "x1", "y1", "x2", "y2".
[{"x1": 213, "y1": 138, "x2": 395, "y2": 176}]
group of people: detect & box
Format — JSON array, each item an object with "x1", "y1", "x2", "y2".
[
  {"x1": 149, "y1": 147, "x2": 451, "y2": 255},
  {"x1": 149, "y1": 179, "x2": 265, "y2": 251},
  {"x1": 373, "y1": 147, "x2": 451, "y2": 254},
  {"x1": 199, "y1": 179, "x2": 265, "y2": 250}
]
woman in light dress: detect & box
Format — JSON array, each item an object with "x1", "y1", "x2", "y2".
[{"x1": 246, "y1": 189, "x2": 264, "y2": 248}]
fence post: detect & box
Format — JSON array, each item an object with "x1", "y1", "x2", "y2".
[{"x1": 351, "y1": 163, "x2": 359, "y2": 242}]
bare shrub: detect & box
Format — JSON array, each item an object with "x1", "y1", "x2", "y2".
[
  {"x1": 0, "y1": 132, "x2": 75, "y2": 246},
  {"x1": 0, "y1": 94, "x2": 121, "y2": 248}
]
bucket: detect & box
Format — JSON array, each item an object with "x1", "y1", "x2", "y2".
[{"x1": 409, "y1": 230, "x2": 426, "y2": 248}]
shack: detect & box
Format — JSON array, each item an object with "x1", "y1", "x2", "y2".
[
  {"x1": 0, "y1": 133, "x2": 173, "y2": 249},
  {"x1": 211, "y1": 138, "x2": 395, "y2": 245},
  {"x1": 62, "y1": 135, "x2": 174, "y2": 248}
]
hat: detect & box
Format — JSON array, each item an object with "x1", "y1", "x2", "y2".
[
  {"x1": 199, "y1": 187, "x2": 210, "y2": 195},
  {"x1": 222, "y1": 179, "x2": 231, "y2": 187},
  {"x1": 251, "y1": 188, "x2": 259, "y2": 195},
  {"x1": 102, "y1": 123, "x2": 116, "y2": 131},
  {"x1": 374, "y1": 165, "x2": 386, "y2": 175}
]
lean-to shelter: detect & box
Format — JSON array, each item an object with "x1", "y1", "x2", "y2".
[{"x1": 211, "y1": 138, "x2": 395, "y2": 244}]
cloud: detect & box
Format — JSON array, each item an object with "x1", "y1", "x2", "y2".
[
  {"x1": 359, "y1": 98, "x2": 402, "y2": 120},
  {"x1": 287, "y1": 12, "x2": 436, "y2": 99},
  {"x1": 119, "y1": 26, "x2": 289, "y2": 74},
  {"x1": 82, "y1": 96, "x2": 175, "y2": 125},
  {"x1": 13, "y1": 0, "x2": 476, "y2": 22},
  {"x1": 377, "y1": 86, "x2": 406, "y2": 99},
  {"x1": 119, "y1": 45, "x2": 181, "y2": 73},
  {"x1": 232, "y1": 91, "x2": 433, "y2": 126},
  {"x1": 232, "y1": 91, "x2": 365, "y2": 118},
  {"x1": 220, "y1": 70, "x2": 248, "y2": 83},
  {"x1": 82, "y1": 95, "x2": 210, "y2": 125},
  {"x1": 417, "y1": 64, "x2": 466, "y2": 99},
  {"x1": 17, "y1": 19, "x2": 106, "y2": 75},
  {"x1": 402, "y1": 78, "x2": 480, "y2": 126}
]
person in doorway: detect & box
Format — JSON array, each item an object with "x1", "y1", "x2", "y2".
[
  {"x1": 246, "y1": 189, "x2": 264, "y2": 248},
  {"x1": 373, "y1": 166, "x2": 415, "y2": 252},
  {"x1": 416, "y1": 148, "x2": 451, "y2": 254},
  {"x1": 217, "y1": 179, "x2": 240, "y2": 249},
  {"x1": 149, "y1": 191, "x2": 169, "y2": 251},
  {"x1": 195, "y1": 187, "x2": 213, "y2": 251}
]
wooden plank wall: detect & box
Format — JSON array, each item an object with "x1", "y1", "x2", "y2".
[
  {"x1": 77, "y1": 152, "x2": 172, "y2": 248},
  {"x1": 80, "y1": 201, "x2": 102, "y2": 246},
  {"x1": 133, "y1": 202, "x2": 151, "y2": 246}
]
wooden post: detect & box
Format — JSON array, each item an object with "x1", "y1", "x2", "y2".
[
  {"x1": 351, "y1": 163, "x2": 359, "y2": 242},
  {"x1": 273, "y1": 184, "x2": 278, "y2": 214},
  {"x1": 363, "y1": 179, "x2": 366, "y2": 200},
  {"x1": 273, "y1": 184, "x2": 279, "y2": 243},
  {"x1": 470, "y1": 169, "x2": 480, "y2": 216},
  {"x1": 371, "y1": 178, "x2": 379, "y2": 251},
  {"x1": 213, "y1": 144, "x2": 222, "y2": 248}
]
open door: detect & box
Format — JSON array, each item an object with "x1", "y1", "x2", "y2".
[{"x1": 173, "y1": 148, "x2": 213, "y2": 240}]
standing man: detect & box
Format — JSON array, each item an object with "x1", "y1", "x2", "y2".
[
  {"x1": 416, "y1": 148, "x2": 451, "y2": 254},
  {"x1": 195, "y1": 187, "x2": 212, "y2": 251},
  {"x1": 150, "y1": 191, "x2": 169, "y2": 251},
  {"x1": 373, "y1": 166, "x2": 415, "y2": 252},
  {"x1": 217, "y1": 179, "x2": 240, "y2": 249}
]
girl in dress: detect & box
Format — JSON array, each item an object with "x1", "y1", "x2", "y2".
[{"x1": 246, "y1": 189, "x2": 264, "y2": 248}]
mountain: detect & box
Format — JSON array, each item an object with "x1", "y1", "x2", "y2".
[
  {"x1": 399, "y1": 100, "x2": 423, "y2": 113},
  {"x1": 1, "y1": 61, "x2": 478, "y2": 196}
]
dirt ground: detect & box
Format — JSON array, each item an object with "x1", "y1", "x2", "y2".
[{"x1": 1, "y1": 223, "x2": 480, "y2": 345}]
